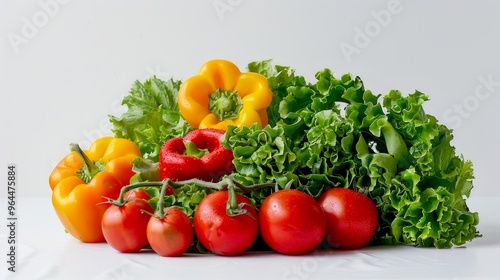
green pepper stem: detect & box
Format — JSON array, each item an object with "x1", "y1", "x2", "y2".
[
  {"x1": 183, "y1": 140, "x2": 209, "y2": 158},
  {"x1": 208, "y1": 88, "x2": 243, "y2": 121},
  {"x1": 69, "y1": 143, "x2": 100, "y2": 183}
]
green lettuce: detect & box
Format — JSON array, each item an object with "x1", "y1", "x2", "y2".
[
  {"x1": 109, "y1": 77, "x2": 192, "y2": 161},
  {"x1": 222, "y1": 60, "x2": 480, "y2": 248},
  {"x1": 222, "y1": 123, "x2": 299, "y2": 206}
]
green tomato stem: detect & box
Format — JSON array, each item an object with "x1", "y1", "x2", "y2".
[
  {"x1": 172, "y1": 177, "x2": 276, "y2": 193},
  {"x1": 108, "y1": 181, "x2": 164, "y2": 206},
  {"x1": 154, "y1": 179, "x2": 174, "y2": 219},
  {"x1": 226, "y1": 184, "x2": 241, "y2": 216},
  {"x1": 106, "y1": 177, "x2": 278, "y2": 208}
]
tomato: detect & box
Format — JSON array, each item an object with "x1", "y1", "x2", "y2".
[
  {"x1": 146, "y1": 207, "x2": 193, "y2": 257},
  {"x1": 193, "y1": 190, "x2": 258, "y2": 256},
  {"x1": 101, "y1": 198, "x2": 153, "y2": 253},
  {"x1": 318, "y1": 188, "x2": 378, "y2": 250},
  {"x1": 258, "y1": 189, "x2": 326, "y2": 255},
  {"x1": 124, "y1": 186, "x2": 174, "y2": 200},
  {"x1": 124, "y1": 188, "x2": 151, "y2": 200}
]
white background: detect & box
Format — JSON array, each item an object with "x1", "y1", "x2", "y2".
[
  {"x1": 1, "y1": 0, "x2": 500, "y2": 198},
  {"x1": 1, "y1": 1, "x2": 500, "y2": 280}
]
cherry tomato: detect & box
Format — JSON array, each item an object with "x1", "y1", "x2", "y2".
[
  {"x1": 101, "y1": 198, "x2": 153, "y2": 253},
  {"x1": 147, "y1": 207, "x2": 193, "y2": 257},
  {"x1": 193, "y1": 190, "x2": 258, "y2": 256},
  {"x1": 318, "y1": 188, "x2": 378, "y2": 250},
  {"x1": 258, "y1": 189, "x2": 326, "y2": 255}
]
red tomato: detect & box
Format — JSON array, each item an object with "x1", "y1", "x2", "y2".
[
  {"x1": 318, "y1": 188, "x2": 378, "y2": 250},
  {"x1": 258, "y1": 189, "x2": 326, "y2": 255},
  {"x1": 124, "y1": 187, "x2": 174, "y2": 200},
  {"x1": 101, "y1": 198, "x2": 153, "y2": 253},
  {"x1": 147, "y1": 207, "x2": 193, "y2": 257},
  {"x1": 124, "y1": 188, "x2": 151, "y2": 200},
  {"x1": 193, "y1": 190, "x2": 258, "y2": 256}
]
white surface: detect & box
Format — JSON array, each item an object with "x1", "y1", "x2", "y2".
[{"x1": 0, "y1": 196, "x2": 498, "y2": 280}]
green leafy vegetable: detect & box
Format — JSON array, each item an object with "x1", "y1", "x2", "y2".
[
  {"x1": 141, "y1": 183, "x2": 208, "y2": 219},
  {"x1": 110, "y1": 61, "x2": 479, "y2": 249},
  {"x1": 109, "y1": 76, "x2": 192, "y2": 161},
  {"x1": 222, "y1": 60, "x2": 480, "y2": 248},
  {"x1": 223, "y1": 123, "x2": 299, "y2": 205}
]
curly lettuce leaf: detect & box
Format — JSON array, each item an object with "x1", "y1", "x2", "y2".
[
  {"x1": 232, "y1": 60, "x2": 480, "y2": 248},
  {"x1": 298, "y1": 110, "x2": 358, "y2": 196},
  {"x1": 109, "y1": 77, "x2": 192, "y2": 161},
  {"x1": 383, "y1": 162, "x2": 478, "y2": 248},
  {"x1": 373, "y1": 89, "x2": 479, "y2": 248},
  {"x1": 223, "y1": 123, "x2": 299, "y2": 190},
  {"x1": 248, "y1": 60, "x2": 307, "y2": 127}
]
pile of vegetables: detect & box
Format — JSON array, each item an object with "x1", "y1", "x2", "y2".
[{"x1": 48, "y1": 59, "x2": 480, "y2": 257}]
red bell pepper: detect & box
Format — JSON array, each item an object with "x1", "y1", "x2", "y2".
[{"x1": 159, "y1": 129, "x2": 235, "y2": 182}]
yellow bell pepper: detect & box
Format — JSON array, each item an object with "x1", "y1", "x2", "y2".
[
  {"x1": 49, "y1": 136, "x2": 142, "y2": 243},
  {"x1": 177, "y1": 59, "x2": 273, "y2": 130}
]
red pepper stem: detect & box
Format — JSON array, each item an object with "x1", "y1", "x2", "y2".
[{"x1": 183, "y1": 140, "x2": 209, "y2": 158}]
